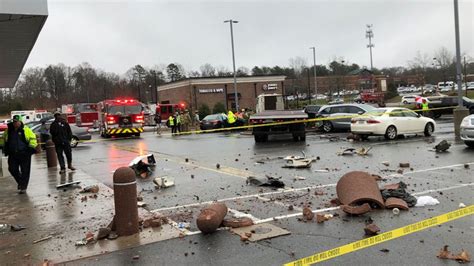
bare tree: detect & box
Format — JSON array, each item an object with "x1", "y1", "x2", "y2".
[
  {"x1": 200, "y1": 63, "x2": 216, "y2": 77},
  {"x1": 289, "y1": 56, "x2": 307, "y2": 77}
]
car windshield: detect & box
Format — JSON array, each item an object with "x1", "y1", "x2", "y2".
[
  {"x1": 108, "y1": 104, "x2": 142, "y2": 115},
  {"x1": 367, "y1": 109, "x2": 387, "y2": 116},
  {"x1": 203, "y1": 114, "x2": 221, "y2": 121}
]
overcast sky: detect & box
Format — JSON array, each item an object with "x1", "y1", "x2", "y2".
[{"x1": 25, "y1": 0, "x2": 473, "y2": 75}]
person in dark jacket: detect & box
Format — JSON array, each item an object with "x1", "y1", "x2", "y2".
[
  {"x1": 50, "y1": 112, "x2": 75, "y2": 173},
  {"x1": 3, "y1": 115, "x2": 38, "y2": 194}
]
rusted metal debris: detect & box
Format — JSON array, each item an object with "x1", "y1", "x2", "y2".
[
  {"x1": 341, "y1": 203, "x2": 372, "y2": 215},
  {"x1": 196, "y1": 203, "x2": 228, "y2": 234},
  {"x1": 385, "y1": 197, "x2": 409, "y2": 210},
  {"x1": 223, "y1": 217, "x2": 254, "y2": 228},
  {"x1": 336, "y1": 171, "x2": 385, "y2": 209},
  {"x1": 364, "y1": 224, "x2": 381, "y2": 236},
  {"x1": 437, "y1": 245, "x2": 471, "y2": 263}
]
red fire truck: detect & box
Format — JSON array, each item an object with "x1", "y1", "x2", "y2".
[
  {"x1": 156, "y1": 103, "x2": 185, "y2": 122},
  {"x1": 61, "y1": 103, "x2": 99, "y2": 127},
  {"x1": 97, "y1": 98, "x2": 144, "y2": 138}
]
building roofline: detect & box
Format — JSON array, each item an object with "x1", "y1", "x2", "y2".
[{"x1": 158, "y1": 75, "x2": 287, "y2": 91}]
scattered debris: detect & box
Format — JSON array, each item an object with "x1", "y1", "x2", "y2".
[
  {"x1": 314, "y1": 190, "x2": 325, "y2": 196},
  {"x1": 75, "y1": 232, "x2": 95, "y2": 246},
  {"x1": 288, "y1": 205, "x2": 294, "y2": 211},
  {"x1": 385, "y1": 197, "x2": 409, "y2": 210},
  {"x1": 381, "y1": 161, "x2": 390, "y2": 167},
  {"x1": 246, "y1": 176, "x2": 285, "y2": 188},
  {"x1": 380, "y1": 182, "x2": 417, "y2": 207},
  {"x1": 137, "y1": 201, "x2": 147, "y2": 207},
  {"x1": 302, "y1": 207, "x2": 314, "y2": 221},
  {"x1": 337, "y1": 148, "x2": 356, "y2": 156},
  {"x1": 230, "y1": 223, "x2": 290, "y2": 242},
  {"x1": 316, "y1": 214, "x2": 333, "y2": 223},
  {"x1": 434, "y1": 140, "x2": 451, "y2": 153},
  {"x1": 399, "y1": 163, "x2": 410, "y2": 168},
  {"x1": 216, "y1": 163, "x2": 220, "y2": 169},
  {"x1": 372, "y1": 174, "x2": 384, "y2": 181},
  {"x1": 80, "y1": 185, "x2": 99, "y2": 194},
  {"x1": 294, "y1": 176, "x2": 306, "y2": 180},
  {"x1": 132, "y1": 255, "x2": 140, "y2": 260},
  {"x1": 415, "y1": 196, "x2": 440, "y2": 207},
  {"x1": 459, "y1": 203, "x2": 466, "y2": 208},
  {"x1": 380, "y1": 248, "x2": 390, "y2": 253},
  {"x1": 56, "y1": 180, "x2": 81, "y2": 189},
  {"x1": 314, "y1": 169, "x2": 330, "y2": 173},
  {"x1": 107, "y1": 232, "x2": 118, "y2": 240},
  {"x1": 341, "y1": 203, "x2": 372, "y2": 215},
  {"x1": 283, "y1": 158, "x2": 313, "y2": 168},
  {"x1": 392, "y1": 208, "x2": 400, "y2": 215},
  {"x1": 33, "y1": 235, "x2": 52, "y2": 244},
  {"x1": 364, "y1": 223, "x2": 380, "y2": 236},
  {"x1": 223, "y1": 217, "x2": 254, "y2": 228},
  {"x1": 129, "y1": 154, "x2": 156, "y2": 177},
  {"x1": 356, "y1": 147, "x2": 372, "y2": 156},
  {"x1": 437, "y1": 245, "x2": 471, "y2": 263},
  {"x1": 330, "y1": 198, "x2": 342, "y2": 206},
  {"x1": 10, "y1": 224, "x2": 27, "y2": 231},
  {"x1": 196, "y1": 203, "x2": 228, "y2": 234},
  {"x1": 383, "y1": 183, "x2": 400, "y2": 190},
  {"x1": 464, "y1": 164, "x2": 470, "y2": 169},
  {"x1": 153, "y1": 176, "x2": 175, "y2": 189}
]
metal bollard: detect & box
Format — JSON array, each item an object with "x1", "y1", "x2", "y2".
[
  {"x1": 113, "y1": 167, "x2": 139, "y2": 236},
  {"x1": 196, "y1": 203, "x2": 228, "y2": 234},
  {"x1": 45, "y1": 140, "x2": 57, "y2": 168}
]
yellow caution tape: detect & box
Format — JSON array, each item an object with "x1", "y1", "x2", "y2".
[
  {"x1": 284, "y1": 205, "x2": 474, "y2": 266},
  {"x1": 31, "y1": 105, "x2": 457, "y2": 145}
]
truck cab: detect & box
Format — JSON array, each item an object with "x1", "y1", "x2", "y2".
[{"x1": 97, "y1": 98, "x2": 144, "y2": 138}]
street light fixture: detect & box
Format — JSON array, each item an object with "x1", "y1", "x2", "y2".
[
  {"x1": 224, "y1": 19, "x2": 239, "y2": 111},
  {"x1": 309, "y1": 47, "x2": 317, "y2": 102}
]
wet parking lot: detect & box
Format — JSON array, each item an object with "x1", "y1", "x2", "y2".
[{"x1": 64, "y1": 115, "x2": 473, "y2": 265}]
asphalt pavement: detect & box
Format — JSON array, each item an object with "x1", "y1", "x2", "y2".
[{"x1": 60, "y1": 116, "x2": 473, "y2": 265}]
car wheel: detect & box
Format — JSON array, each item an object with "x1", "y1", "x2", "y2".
[
  {"x1": 402, "y1": 101, "x2": 408, "y2": 105},
  {"x1": 384, "y1": 125, "x2": 398, "y2": 140},
  {"x1": 70, "y1": 137, "x2": 79, "y2": 148},
  {"x1": 424, "y1": 123, "x2": 434, "y2": 137},
  {"x1": 465, "y1": 141, "x2": 474, "y2": 148},
  {"x1": 322, "y1": 121, "x2": 333, "y2": 133}
]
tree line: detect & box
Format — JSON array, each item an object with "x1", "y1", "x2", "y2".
[{"x1": 1, "y1": 47, "x2": 472, "y2": 114}]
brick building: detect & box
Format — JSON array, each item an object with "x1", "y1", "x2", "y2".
[{"x1": 157, "y1": 75, "x2": 286, "y2": 111}]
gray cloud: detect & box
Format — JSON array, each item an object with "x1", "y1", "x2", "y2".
[{"x1": 25, "y1": 0, "x2": 473, "y2": 74}]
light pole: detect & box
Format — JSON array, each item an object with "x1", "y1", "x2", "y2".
[
  {"x1": 366, "y1": 24, "x2": 374, "y2": 70},
  {"x1": 433, "y1": 57, "x2": 446, "y2": 90},
  {"x1": 309, "y1": 47, "x2": 317, "y2": 102},
  {"x1": 224, "y1": 19, "x2": 239, "y2": 111}
]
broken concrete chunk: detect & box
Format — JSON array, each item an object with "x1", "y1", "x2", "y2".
[
  {"x1": 381, "y1": 161, "x2": 390, "y2": 167},
  {"x1": 385, "y1": 197, "x2": 409, "y2": 210},
  {"x1": 341, "y1": 203, "x2": 372, "y2": 215},
  {"x1": 302, "y1": 207, "x2": 314, "y2": 221},
  {"x1": 437, "y1": 245, "x2": 471, "y2": 263},
  {"x1": 316, "y1": 214, "x2": 331, "y2": 223},
  {"x1": 222, "y1": 218, "x2": 254, "y2": 228},
  {"x1": 283, "y1": 158, "x2": 313, "y2": 168},
  {"x1": 153, "y1": 176, "x2": 175, "y2": 189},
  {"x1": 364, "y1": 223, "x2": 380, "y2": 236},
  {"x1": 80, "y1": 185, "x2": 99, "y2": 193},
  {"x1": 246, "y1": 176, "x2": 284, "y2": 188}
]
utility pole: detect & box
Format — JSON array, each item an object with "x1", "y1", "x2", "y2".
[
  {"x1": 366, "y1": 24, "x2": 374, "y2": 70},
  {"x1": 464, "y1": 56, "x2": 468, "y2": 97},
  {"x1": 452, "y1": 0, "x2": 468, "y2": 139},
  {"x1": 310, "y1": 46, "x2": 317, "y2": 101},
  {"x1": 307, "y1": 68, "x2": 311, "y2": 104},
  {"x1": 224, "y1": 19, "x2": 239, "y2": 111}
]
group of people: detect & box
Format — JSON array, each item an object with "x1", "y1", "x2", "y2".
[
  {"x1": 166, "y1": 109, "x2": 199, "y2": 135},
  {"x1": 3, "y1": 112, "x2": 76, "y2": 194}
]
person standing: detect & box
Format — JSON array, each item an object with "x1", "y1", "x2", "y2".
[
  {"x1": 194, "y1": 111, "x2": 200, "y2": 129},
  {"x1": 50, "y1": 112, "x2": 75, "y2": 174},
  {"x1": 167, "y1": 114, "x2": 176, "y2": 135},
  {"x1": 154, "y1": 113, "x2": 162, "y2": 135},
  {"x1": 3, "y1": 115, "x2": 38, "y2": 194},
  {"x1": 227, "y1": 110, "x2": 236, "y2": 127},
  {"x1": 175, "y1": 111, "x2": 182, "y2": 133},
  {"x1": 181, "y1": 110, "x2": 192, "y2": 133},
  {"x1": 421, "y1": 98, "x2": 429, "y2": 117}
]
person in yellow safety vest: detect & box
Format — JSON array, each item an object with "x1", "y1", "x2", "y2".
[
  {"x1": 421, "y1": 98, "x2": 429, "y2": 117},
  {"x1": 227, "y1": 110, "x2": 236, "y2": 126},
  {"x1": 167, "y1": 115, "x2": 176, "y2": 135},
  {"x1": 175, "y1": 111, "x2": 182, "y2": 133}
]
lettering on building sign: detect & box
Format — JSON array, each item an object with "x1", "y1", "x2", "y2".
[
  {"x1": 198, "y1": 88, "x2": 224, "y2": 94},
  {"x1": 263, "y1": 83, "x2": 278, "y2": 91}
]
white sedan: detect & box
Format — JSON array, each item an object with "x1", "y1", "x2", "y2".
[
  {"x1": 460, "y1": 114, "x2": 474, "y2": 148},
  {"x1": 351, "y1": 108, "x2": 436, "y2": 140}
]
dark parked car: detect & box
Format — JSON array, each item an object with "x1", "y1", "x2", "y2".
[
  {"x1": 30, "y1": 119, "x2": 92, "y2": 147},
  {"x1": 199, "y1": 114, "x2": 244, "y2": 131},
  {"x1": 316, "y1": 103, "x2": 378, "y2": 133},
  {"x1": 303, "y1": 105, "x2": 322, "y2": 119}
]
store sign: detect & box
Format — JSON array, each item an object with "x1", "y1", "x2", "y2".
[
  {"x1": 198, "y1": 88, "x2": 224, "y2": 94},
  {"x1": 263, "y1": 83, "x2": 278, "y2": 91}
]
